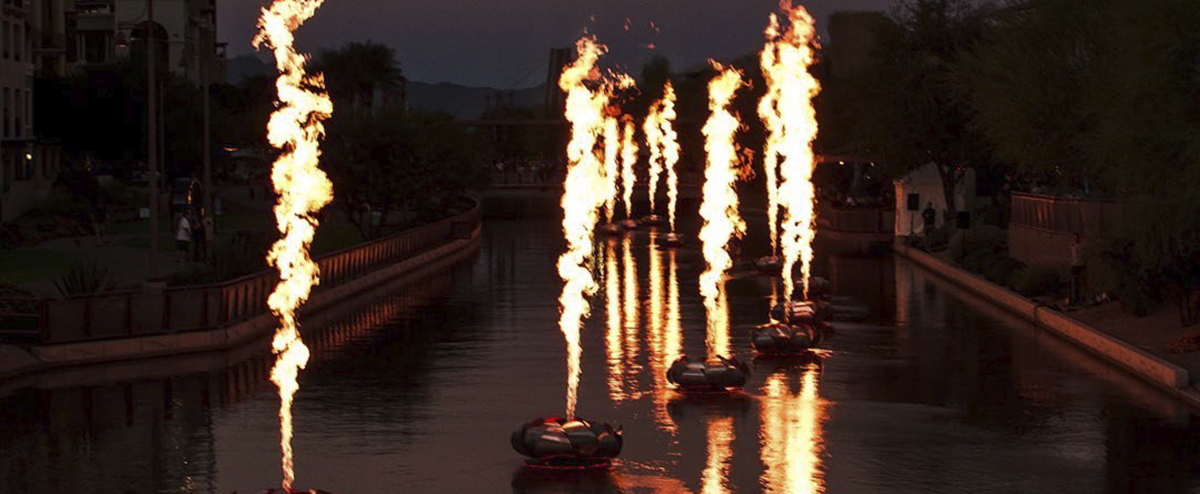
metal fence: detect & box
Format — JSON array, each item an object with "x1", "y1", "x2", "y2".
[
  {"x1": 1010, "y1": 192, "x2": 1121, "y2": 237},
  {"x1": 2, "y1": 201, "x2": 480, "y2": 345}
]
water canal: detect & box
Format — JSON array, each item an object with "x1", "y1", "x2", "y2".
[{"x1": 2, "y1": 212, "x2": 1200, "y2": 493}]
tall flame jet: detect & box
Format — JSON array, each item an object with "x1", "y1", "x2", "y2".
[
  {"x1": 557, "y1": 36, "x2": 614, "y2": 418},
  {"x1": 645, "y1": 82, "x2": 681, "y2": 230},
  {"x1": 603, "y1": 114, "x2": 620, "y2": 222},
  {"x1": 760, "y1": 2, "x2": 822, "y2": 301},
  {"x1": 699, "y1": 65, "x2": 746, "y2": 359},
  {"x1": 620, "y1": 116, "x2": 639, "y2": 219},
  {"x1": 254, "y1": 0, "x2": 333, "y2": 489}
]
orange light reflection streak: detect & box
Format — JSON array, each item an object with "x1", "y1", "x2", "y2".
[{"x1": 760, "y1": 365, "x2": 826, "y2": 494}]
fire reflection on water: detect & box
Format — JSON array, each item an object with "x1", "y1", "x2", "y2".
[
  {"x1": 622, "y1": 235, "x2": 643, "y2": 390},
  {"x1": 702, "y1": 415, "x2": 736, "y2": 494},
  {"x1": 605, "y1": 238, "x2": 625, "y2": 403},
  {"x1": 760, "y1": 364, "x2": 826, "y2": 494}
]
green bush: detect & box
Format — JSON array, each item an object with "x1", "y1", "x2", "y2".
[
  {"x1": 54, "y1": 259, "x2": 115, "y2": 297},
  {"x1": 1012, "y1": 266, "x2": 1063, "y2": 298}
]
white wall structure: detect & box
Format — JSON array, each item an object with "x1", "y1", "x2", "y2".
[{"x1": 893, "y1": 163, "x2": 976, "y2": 237}]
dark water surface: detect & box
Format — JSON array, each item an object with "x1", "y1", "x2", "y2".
[{"x1": 3, "y1": 215, "x2": 1200, "y2": 494}]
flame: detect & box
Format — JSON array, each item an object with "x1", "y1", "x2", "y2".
[
  {"x1": 662, "y1": 83, "x2": 681, "y2": 232},
  {"x1": 701, "y1": 415, "x2": 736, "y2": 494},
  {"x1": 645, "y1": 82, "x2": 680, "y2": 228},
  {"x1": 603, "y1": 114, "x2": 620, "y2": 223},
  {"x1": 760, "y1": 366, "x2": 826, "y2": 494},
  {"x1": 644, "y1": 100, "x2": 664, "y2": 214},
  {"x1": 699, "y1": 65, "x2": 745, "y2": 360},
  {"x1": 557, "y1": 36, "x2": 614, "y2": 418},
  {"x1": 605, "y1": 238, "x2": 624, "y2": 402},
  {"x1": 759, "y1": 14, "x2": 783, "y2": 257},
  {"x1": 621, "y1": 116, "x2": 639, "y2": 219},
  {"x1": 254, "y1": 0, "x2": 332, "y2": 489},
  {"x1": 761, "y1": 2, "x2": 821, "y2": 301},
  {"x1": 621, "y1": 235, "x2": 642, "y2": 384}
]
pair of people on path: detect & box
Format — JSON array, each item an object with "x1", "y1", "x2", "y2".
[{"x1": 175, "y1": 209, "x2": 214, "y2": 263}]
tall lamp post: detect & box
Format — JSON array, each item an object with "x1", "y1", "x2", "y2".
[
  {"x1": 147, "y1": 0, "x2": 159, "y2": 281},
  {"x1": 202, "y1": 16, "x2": 212, "y2": 260}
]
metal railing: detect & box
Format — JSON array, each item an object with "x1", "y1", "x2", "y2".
[
  {"x1": 1010, "y1": 192, "x2": 1121, "y2": 237},
  {"x1": 3, "y1": 200, "x2": 480, "y2": 344}
]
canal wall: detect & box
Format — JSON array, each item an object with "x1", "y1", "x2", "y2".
[
  {"x1": 894, "y1": 240, "x2": 1200, "y2": 408},
  {"x1": 0, "y1": 203, "x2": 482, "y2": 383}
]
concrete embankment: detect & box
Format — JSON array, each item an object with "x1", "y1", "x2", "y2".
[
  {"x1": 0, "y1": 223, "x2": 481, "y2": 385},
  {"x1": 894, "y1": 241, "x2": 1200, "y2": 409}
]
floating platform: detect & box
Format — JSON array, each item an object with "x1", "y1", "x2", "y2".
[
  {"x1": 666, "y1": 355, "x2": 749, "y2": 393},
  {"x1": 638, "y1": 215, "x2": 665, "y2": 227},
  {"x1": 755, "y1": 256, "x2": 784, "y2": 276},
  {"x1": 751, "y1": 322, "x2": 820, "y2": 356},
  {"x1": 511, "y1": 416, "x2": 623, "y2": 469},
  {"x1": 657, "y1": 232, "x2": 685, "y2": 248},
  {"x1": 598, "y1": 223, "x2": 623, "y2": 236},
  {"x1": 618, "y1": 219, "x2": 639, "y2": 230}
]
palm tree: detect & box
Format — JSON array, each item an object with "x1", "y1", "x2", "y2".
[{"x1": 314, "y1": 41, "x2": 405, "y2": 116}]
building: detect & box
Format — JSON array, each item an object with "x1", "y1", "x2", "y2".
[
  {"x1": 0, "y1": 0, "x2": 58, "y2": 222},
  {"x1": 31, "y1": 0, "x2": 222, "y2": 83},
  {"x1": 543, "y1": 47, "x2": 570, "y2": 114}
]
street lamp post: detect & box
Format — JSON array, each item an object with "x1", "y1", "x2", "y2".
[{"x1": 147, "y1": 0, "x2": 159, "y2": 280}]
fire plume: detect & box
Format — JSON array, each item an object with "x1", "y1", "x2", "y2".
[
  {"x1": 760, "y1": 2, "x2": 821, "y2": 301},
  {"x1": 620, "y1": 116, "x2": 639, "y2": 219},
  {"x1": 645, "y1": 82, "x2": 680, "y2": 228},
  {"x1": 603, "y1": 114, "x2": 620, "y2": 222},
  {"x1": 557, "y1": 36, "x2": 613, "y2": 418},
  {"x1": 661, "y1": 83, "x2": 681, "y2": 232},
  {"x1": 254, "y1": 0, "x2": 332, "y2": 489},
  {"x1": 699, "y1": 65, "x2": 745, "y2": 359}
]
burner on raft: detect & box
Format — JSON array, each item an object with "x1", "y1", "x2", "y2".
[
  {"x1": 755, "y1": 256, "x2": 784, "y2": 275},
  {"x1": 618, "y1": 219, "x2": 639, "y2": 230},
  {"x1": 771, "y1": 299, "x2": 834, "y2": 329},
  {"x1": 666, "y1": 355, "x2": 749, "y2": 393},
  {"x1": 511, "y1": 416, "x2": 623, "y2": 469},
  {"x1": 657, "y1": 232, "x2": 684, "y2": 247},
  {"x1": 751, "y1": 322, "x2": 820, "y2": 355},
  {"x1": 598, "y1": 223, "x2": 623, "y2": 236},
  {"x1": 638, "y1": 214, "x2": 665, "y2": 227}
]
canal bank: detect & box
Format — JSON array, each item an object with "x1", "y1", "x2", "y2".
[
  {"x1": 0, "y1": 203, "x2": 482, "y2": 384},
  {"x1": 894, "y1": 240, "x2": 1200, "y2": 410}
]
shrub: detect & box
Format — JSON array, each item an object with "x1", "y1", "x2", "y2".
[
  {"x1": 1012, "y1": 266, "x2": 1063, "y2": 298},
  {"x1": 54, "y1": 259, "x2": 115, "y2": 297}
]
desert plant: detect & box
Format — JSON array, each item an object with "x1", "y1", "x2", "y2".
[{"x1": 54, "y1": 259, "x2": 115, "y2": 297}]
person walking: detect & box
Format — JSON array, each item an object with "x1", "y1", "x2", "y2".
[
  {"x1": 1070, "y1": 233, "x2": 1086, "y2": 306},
  {"x1": 175, "y1": 212, "x2": 193, "y2": 263}
]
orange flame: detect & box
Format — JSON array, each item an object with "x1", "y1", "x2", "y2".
[
  {"x1": 558, "y1": 36, "x2": 621, "y2": 418},
  {"x1": 254, "y1": 0, "x2": 332, "y2": 489},
  {"x1": 661, "y1": 83, "x2": 681, "y2": 232},
  {"x1": 699, "y1": 65, "x2": 745, "y2": 359},
  {"x1": 645, "y1": 82, "x2": 680, "y2": 228},
  {"x1": 761, "y1": 2, "x2": 821, "y2": 301},
  {"x1": 603, "y1": 114, "x2": 620, "y2": 223},
  {"x1": 759, "y1": 13, "x2": 783, "y2": 257},
  {"x1": 620, "y1": 116, "x2": 639, "y2": 219},
  {"x1": 760, "y1": 365, "x2": 826, "y2": 494},
  {"x1": 647, "y1": 236, "x2": 678, "y2": 433}
]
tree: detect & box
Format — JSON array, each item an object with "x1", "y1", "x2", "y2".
[
  {"x1": 841, "y1": 0, "x2": 993, "y2": 222},
  {"x1": 323, "y1": 110, "x2": 487, "y2": 238},
  {"x1": 313, "y1": 41, "x2": 405, "y2": 116}
]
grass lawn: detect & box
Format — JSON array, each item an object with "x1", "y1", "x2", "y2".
[{"x1": 0, "y1": 249, "x2": 76, "y2": 285}]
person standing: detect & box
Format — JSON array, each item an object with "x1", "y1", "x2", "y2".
[
  {"x1": 922, "y1": 201, "x2": 937, "y2": 249},
  {"x1": 1070, "y1": 233, "x2": 1086, "y2": 306},
  {"x1": 175, "y1": 212, "x2": 193, "y2": 263}
]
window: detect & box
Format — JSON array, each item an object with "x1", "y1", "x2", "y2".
[
  {"x1": 3, "y1": 88, "x2": 9, "y2": 138},
  {"x1": 24, "y1": 90, "x2": 30, "y2": 136},
  {"x1": 3, "y1": 21, "x2": 9, "y2": 60},
  {"x1": 12, "y1": 23, "x2": 19, "y2": 62},
  {"x1": 13, "y1": 89, "x2": 20, "y2": 138}
]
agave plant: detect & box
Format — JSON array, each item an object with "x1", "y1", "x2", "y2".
[{"x1": 54, "y1": 259, "x2": 115, "y2": 297}]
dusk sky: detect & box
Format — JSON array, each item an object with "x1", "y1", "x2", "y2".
[{"x1": 219, "y1": 0, "x2": 895, "y2": 89}]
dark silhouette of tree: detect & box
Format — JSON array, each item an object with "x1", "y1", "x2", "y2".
[{"x1": 314, "y1": 41, "x2": 405, "y2": 116}]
